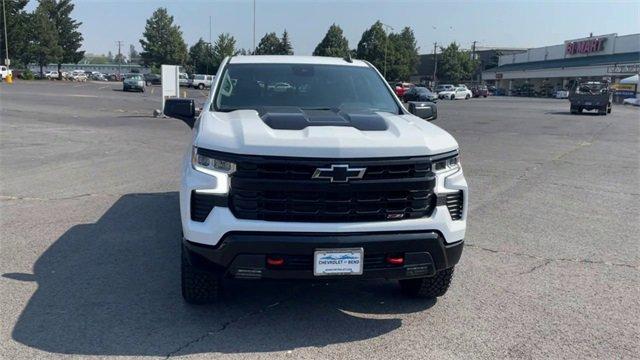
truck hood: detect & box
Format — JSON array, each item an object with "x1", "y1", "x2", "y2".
[{"x1": 194, "y1": 109, "x2": 458, "y2": 158}]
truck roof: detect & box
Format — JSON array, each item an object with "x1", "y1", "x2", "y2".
[{"x1": 228, "y1": 55, "x2": 369, "y2": 67}]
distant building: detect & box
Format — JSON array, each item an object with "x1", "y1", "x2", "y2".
[
  {"x1": 28, "y1": 63, "x2": 149, "y2": 74},
  {"x1": 482, "y1": 33, "x2": 640, "y2": 94},
  {"x1": 410, "y1": 47, "x2": 526, "y2": 84}
]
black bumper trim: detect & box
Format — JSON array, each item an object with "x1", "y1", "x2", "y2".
[{"x1": 183, "y1": 231, "x2": 463, "y2": 280}]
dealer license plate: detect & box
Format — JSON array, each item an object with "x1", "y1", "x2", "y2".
[{"x1": 314, "y1": 248, "x2": 363, "y2": 276}]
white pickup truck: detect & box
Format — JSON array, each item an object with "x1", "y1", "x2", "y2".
[{"x1": 163, "y1": 56, "x2": 467, "y2": 303}]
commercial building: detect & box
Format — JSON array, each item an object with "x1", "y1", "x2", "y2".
[
  {"x1": 410, "y1": 46, "x2": 526, "y2": 84},
  {"x1": 482, "y1": 33, "x2": 640, "y2": 95}
]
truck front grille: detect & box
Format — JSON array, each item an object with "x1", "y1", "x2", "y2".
[{"x1": 223, "y1": 153, "x2": 440, "y2": 223}]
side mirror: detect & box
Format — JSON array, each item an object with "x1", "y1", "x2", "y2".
[
  {"x1": 164, "y1": 98, "x2": 196, "y2": 128},
  {"x1": 407, "y1": 101, "x2": 437, "y2": 121}
]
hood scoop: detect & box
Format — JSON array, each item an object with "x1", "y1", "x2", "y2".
[{"x1": 259, "y1": 107, "x2": 388, "y2": 131}]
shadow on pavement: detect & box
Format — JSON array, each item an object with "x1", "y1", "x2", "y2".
[{"x1": 5, "y1": 192, "x2": 434, "y2": 356}]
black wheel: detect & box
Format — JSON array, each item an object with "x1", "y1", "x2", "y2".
[
  {"x1": 450, "y1": 94, "x2": 455, "y2": 100},
  {"x1": 399, "y1": 267, "x2": 455, "y2": 299},
  {"x1": 607, "y1": 103, "x2": 612, "y2": 114},
  {"x1": 483, "y1": 95, "x2": 487, "y2": 98},
  {"x1": 570, "y1": 106, "x2": 577, "y2": 114},
  {"x1": 578, "y1": 107, "x2": 583, "y2": 113},
  {"x1": 181, "y1": 244, "x2": 222, "y2": 304},
  {"x1": 465, "y1": 94, "x2": 470, "y2": 99},
  {"x1": 146, "y1": 81, "x2": 151, "y2": 86},
  {"x1": 198, "y1": 83, "x2": 205, "y2": 90}
]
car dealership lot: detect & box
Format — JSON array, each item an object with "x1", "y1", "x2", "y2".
[{"x1": 1, "y1": 81, "x2": 638, "y2": 359}]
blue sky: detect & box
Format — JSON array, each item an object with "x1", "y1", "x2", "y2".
[{"x1": 26, "y1": 0, "x2": 640, "y2": 56}]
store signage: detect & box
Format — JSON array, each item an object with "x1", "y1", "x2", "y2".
[
  {"x1": 607, "y1": 64, "x2": 640, "y2": 73},
  {"x1": 565, "y1": 37, "x2": 606, "y2": 55}
]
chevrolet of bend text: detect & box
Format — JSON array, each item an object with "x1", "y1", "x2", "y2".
[{"x1": 164, "y1": 55, "x2": 467, "y2": 304}]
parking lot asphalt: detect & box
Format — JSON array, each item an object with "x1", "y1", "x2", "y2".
[{"x1": 1, "y1": 80, "x2": 639, "y2": 359}]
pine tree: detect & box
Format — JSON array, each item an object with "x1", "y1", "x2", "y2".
[
  {"x1": 212, "y1": 33, "x2": 238, "y2": 67},
  {"x1": 139, "y1": 8, "x2": 188, "y2": 67},
  {"x1": 0, "y1": 0, "x2": 30, "y2": 67},
  {"x1": 356, "y1": 21, "x2": 388, "y2": 75},
  {"x1": 255, "y1": 32, "x2": 282, "y2": 55},
  {"x1": 313, "y1": 24, "x2": 350, "y2": 58},
  {"x1": 279, "y1": 30, "x2": 293, "y2": 55},
  {"x1": 39, "y1": 0, "x2": 84, "y2": 79},
  {"x1": 30, "y1": 6, "x2": 63, "y2": 77}
]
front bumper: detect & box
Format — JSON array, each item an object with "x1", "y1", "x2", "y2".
[{"x1": 184, "y1": 231, "x2": 463, "y2": 280}]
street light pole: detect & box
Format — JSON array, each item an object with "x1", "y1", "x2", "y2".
[
  {"x1": 380, "y1": 23, "x2": 394, "y2": 80},
  {"x1": 2, "y1": 0, "x2": 9, "y2": 67}
]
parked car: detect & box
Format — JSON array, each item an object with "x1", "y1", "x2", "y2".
[
  {"x1": 179, "y1": 73, "x2": 192, "y2": 87},
  {"x1": 554, "y1": 89, "x2": 569, "y2": 99},
  {"x1": 44, "y1": 70, "x2": 58, "y2": 79},
  {"x1": 123, "y1": 74, "x2": 145, "y2": 92},
  {"x1": 394, "y1": 82, "x2": 414, "y2": 98},
  {"x1": 403, "y1": 86, "x2": 438, "y2": 102},
  {"x1": 434, "y1": 84, "x2": 455, "y2": 94},
  {"x1": 1, "y1": 66, "x2": 13, "y2": 80},
  {"x1": 162, "y1": 55, "x2": 464, "y2": 304},
  {"x1": 192, "y1": 74, "x2": 215, "y2": 89},
  {"x1": 70, "y1": 70, "x2": 87, "y2": 81},
  {"x1": 143, "y1": 73, "x2": 161, "y2": 86},
  {"x1": 91, "y1": 72, "x2": 107, "y2": 81},
  {"x1": 439, "y1": 86, "x2": 473, "y2": 100},
  {"x1": 471, "y1": 85, "x2": 489, "y2": 98}
]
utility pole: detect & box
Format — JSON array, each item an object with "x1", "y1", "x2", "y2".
[
  {"x1": 2, "y1": 0, "x2": 9, "y2": 67},
  {"x1": 433, "y1": 42, "x2": 438, "y2": 86},
  {"x1": 471, "y1": 40, "x2": 478, "y2": 82},
  {"x1": 252, "y1": 0, "x2": 256, "y2": 53},
  {"x1": 116, "y1": 40, "x2": 123, "y2": 76}
]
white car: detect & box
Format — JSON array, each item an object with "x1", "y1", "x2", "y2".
[
  {"x1": 435, "y1": 84, "x2": 455, "y2": 93},
  {"x1": 1, "y1": 65, "x2": 12, "y2": 80},
  {"x1": 191, "y1": 74, "x2": 215, "y2": 89},
  {"x1": 439, "y1": 87, "x2": 473, "y2": 100},
  {"x1": 44, "y1": 70, "x2": 58, "y2": 79},
  {"x1": 555, "y1": 90, "x2": 569, "y2": 99},
  {"x1": 162, "y1": 55, "x2": 467, "y2": 303},
  {"x1": 70, "y1": 70, "x2": 88, "y2": 82}
]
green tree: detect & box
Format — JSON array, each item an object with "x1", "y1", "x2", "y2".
[
  {"x1": 129, "y1": 45, "x2": 140, "y2": 64},
  {"x1": 279, "y1": 30, "x2": 293, "y2": 55},
  {"x1": 39, "y1": 0, "x2": 84, "y2": 79},
  {"x1": 313, "y1": 24, "x2": 350, "y2": 58},
  {"x1": 0, "y1": 0, "x2": 30, "y2": 67},
  {"x1": 437, "y1": 42, "x2": 477, "y2": 84},
  {"x1": 356, "y1": 21, "x2": 388, "y2": 76},
  {"x1": 188, "y1": 38, "x2": 214, "y2": 74},
  {"x1": 114, "y1": 52, "x2": 126, "y2": 64},
  {"x1": 139, "y1": 7, "x2": 188, "y2": 68},
  {"x1": 255, "y1": 32, "x2": 282, "y2": 55},
  {"x1": 386, "y1": 27, "x2": 419, "y2": 81},
  {"x1": 30, "y1": 6, "x2": 63, "y2": 76},
  {"x1": 212, "y1": 33, "x2": 237, "y2": 68}
]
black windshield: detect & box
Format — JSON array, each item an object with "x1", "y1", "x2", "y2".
[{"x1": 213, "y1": 63, "x2": 400, "y2": 114}]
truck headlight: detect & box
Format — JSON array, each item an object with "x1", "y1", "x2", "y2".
[
  {"x1": 192, "y1": 147, "x2": 236, "y2": 175},
  {"x1": 432, "y1": 154, "x2": 460, "y2": 174},
  {"x1": 192, "y1": 147, "x2": 236, "y2": 194}
]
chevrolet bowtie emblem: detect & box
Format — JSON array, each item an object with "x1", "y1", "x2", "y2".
[{"x1": 312, "y1": 164, "x2": 366, "y2": 183}]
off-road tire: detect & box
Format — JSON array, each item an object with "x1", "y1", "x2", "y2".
[
  {"x1": 399, "y1": 267, "x2": 455, "y2": 299},
  {"x1": 181, "y1": 245, "x2": 222, "y2": 304}
]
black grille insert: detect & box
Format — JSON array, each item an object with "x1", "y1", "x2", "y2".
[
  {"x1": 190, "y1": 191, "x2": 227, "y2": 222},
  {"x1": 445, "y1": 191, "x2": 464, "y2": 220}
]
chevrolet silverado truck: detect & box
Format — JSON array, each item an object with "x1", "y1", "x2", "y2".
[{"x1": 163, "y1": 56, "x2": 467, "y2": 304}]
